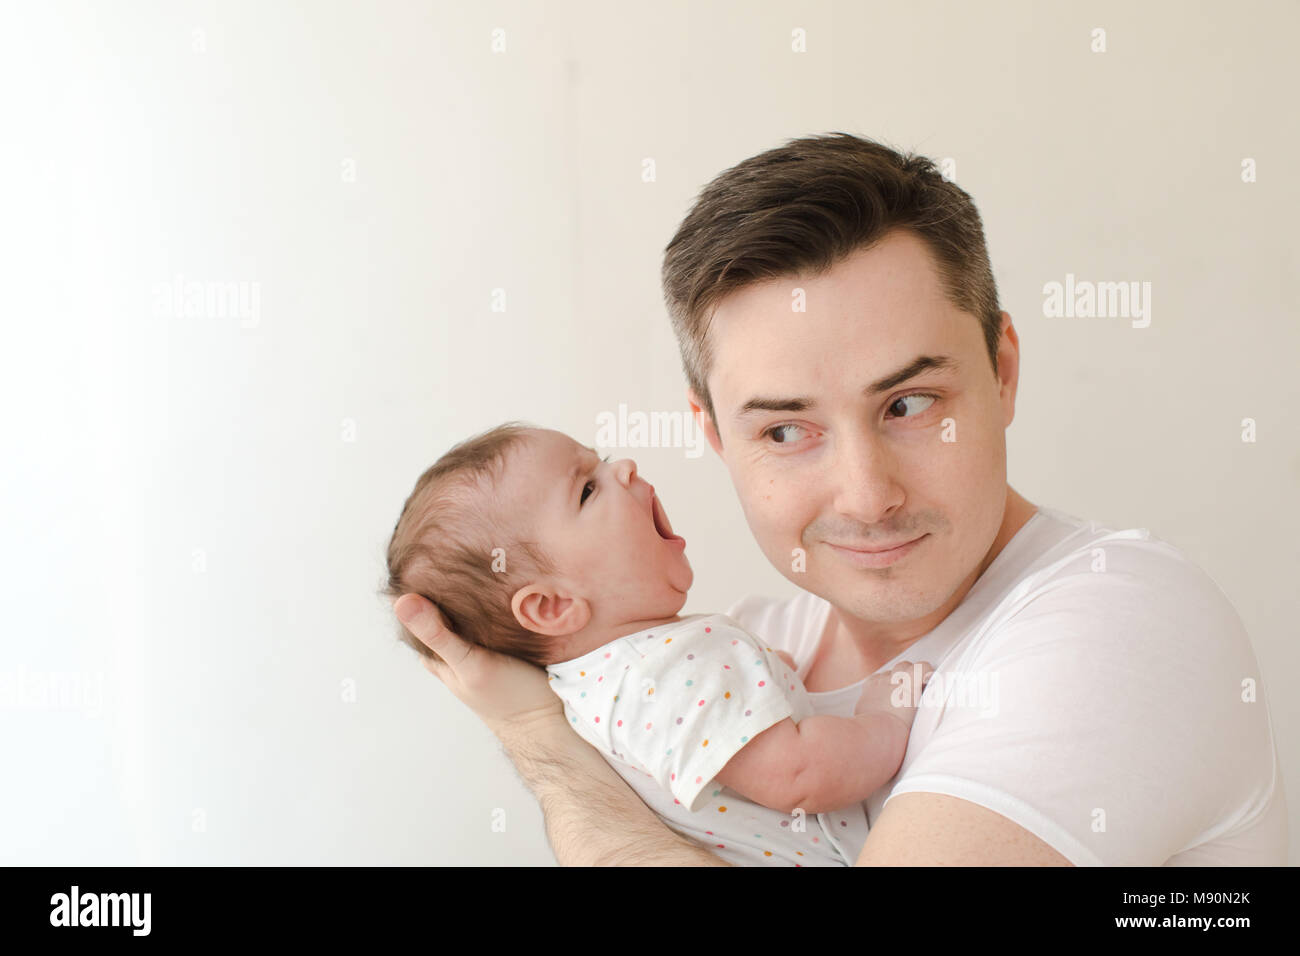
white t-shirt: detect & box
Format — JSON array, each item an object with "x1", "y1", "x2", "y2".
[
  {"x1": 726, "y1": 504, "x2": 1288, "y2": 866},
  {"x1": 546, "y1": 613, "x2": 869, "y2": 866}
]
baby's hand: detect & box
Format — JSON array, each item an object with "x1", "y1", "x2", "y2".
[{"x1": 854, "y1": 660, "x2": 934, "y2": 728}]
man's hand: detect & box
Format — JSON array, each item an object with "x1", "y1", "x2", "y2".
[
  {"x1": 393, "y1": 593, "x2": 562, "y2": 740},
  {"x1": 393, "y1": 592, "x2": 729, "y2": 866}
]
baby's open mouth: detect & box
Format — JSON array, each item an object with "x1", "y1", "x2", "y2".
[{"x1": 650, "y1": 494, "x2": 679, "y2": 541}]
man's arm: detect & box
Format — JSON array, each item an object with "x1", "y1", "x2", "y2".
[
  {"x1": 393, "y1": 594, "x2": 730, "y2": 866},
  {"x1": 501, "y1": 713, "x2": 732, "y2": 866},
  {"x1": 855, "y1": 792, "x2": 1073, "y2": 866}
]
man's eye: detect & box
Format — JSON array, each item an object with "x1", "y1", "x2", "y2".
[
  {"x1": 760, "y1": 423, "x2": 806, "y2": 444},
  {"x1": 888, "y1": 393, "x2": 939, "y2": 418}
]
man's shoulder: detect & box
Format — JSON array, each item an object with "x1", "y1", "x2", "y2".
[
  {"x1": 967, "y1": 513, "x2": 1258, "y2": 688},
  {"x1": 1001, "y1": 507, "x2": 1237, "y2": 621},
  {"x1": 1033, "y1": 522, "x2": 1236, "y2": 620}
]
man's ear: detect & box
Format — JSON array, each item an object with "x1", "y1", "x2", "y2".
[
  {"x1": 511, "y1": 584, "x2": 591, "y2": 637},
  {"x1": 687, "y1": 387, "x2": 724, "y2": 457},
  {"x1": 994, "y1": 310, "x2": 1021, "y2": 429}
]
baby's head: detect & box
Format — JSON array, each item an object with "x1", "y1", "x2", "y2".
[{"x1": 385, "y1": 422, "x2": 693, "y2": 667}]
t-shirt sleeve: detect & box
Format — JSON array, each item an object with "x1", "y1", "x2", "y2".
[
  {"x1": 608, "y1": 619, "x2": 802, "y2": 813},
  {"x1": 889, "y1": 549, "x2": 1280, "y2": 866}
]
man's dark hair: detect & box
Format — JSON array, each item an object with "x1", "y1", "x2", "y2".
[{"x1": 661, "y1": 132, "x2": 1002, "y2": 430}]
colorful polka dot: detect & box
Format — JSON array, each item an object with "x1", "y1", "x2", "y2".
[
  {"x1": 645, "y1": 722, "x2": 652, "y2": 730},
  {"x1": 616, "y1": 719, "x2": 622, "y2": 727},
  {"x1": 594, "y1": 716, "x2": 599, "y2": 723},
  {"x1": 704, "y1": 626, "x2": 711, "y2": 633},
  {"x1": 698, "y1": 699, "x2": 705, "y2": 706},
  {"x1": 740, "y1": 735, "x2": 748, "y2": 743},
  {"x1": 717, "y1": 806, "x2": 727, "y2": 813},
  {"x1": 686, "y1": 680, "x2": 693, "y2": 686},
  {"x1": 664, "y1": 637, "x2": 672, "y2": 644},
  {"x1": 724, "y1": 691, "x2": 731, "y2": 699},
  {"x1": 687, "y1": 654, "x2": 694, "y2": 660},
  {"x1": 758, "y1": 681, "x2": 765, "y2": 688},
  {"x1": 702, "y1": 739, "x2": 708, "y2": 747}
]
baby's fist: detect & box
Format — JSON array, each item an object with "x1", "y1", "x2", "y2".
[{"x1": 855, "y1": 660, "x2": 934, "y2": 725}]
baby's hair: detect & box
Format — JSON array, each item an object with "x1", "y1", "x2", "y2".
[{"x1": 382, "y1": 420, "x2": 561, "y2": 667}]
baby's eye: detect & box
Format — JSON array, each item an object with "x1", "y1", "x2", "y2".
[{"x1": 579, "y1": 454, "x2": 610, "y2": 507}]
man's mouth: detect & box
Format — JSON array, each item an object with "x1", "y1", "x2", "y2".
[{"x1": 826, "y1": 533, "x2": 927, "y2": 568}]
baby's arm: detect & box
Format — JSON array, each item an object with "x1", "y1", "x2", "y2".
[{"x1": 713, "y1": 662, "x2": 932, "y2": 815}]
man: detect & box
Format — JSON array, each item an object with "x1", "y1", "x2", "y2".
[{"x1": 394, "y1": 133, "x2": 1286, "y2": 865}]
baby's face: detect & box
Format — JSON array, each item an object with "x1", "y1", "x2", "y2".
[{"x1": 498, "y1": 428, "x2": 694, "y2": 644}]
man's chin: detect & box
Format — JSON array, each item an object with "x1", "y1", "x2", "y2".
[{"x1": 810, "y1": 570, "x2": 943, "y2": 619}]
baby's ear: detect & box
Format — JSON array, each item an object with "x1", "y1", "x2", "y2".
[{"x1": 511, "y1": 584, "x2": 590, "y2": 636}]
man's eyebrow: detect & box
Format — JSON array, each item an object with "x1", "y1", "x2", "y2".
[{"x1": 733, "y1": 354, "x2": 960, "y2": 420}]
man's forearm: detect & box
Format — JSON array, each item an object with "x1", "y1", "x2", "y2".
[{"x1": 499, "y1": 715, "x2": 731, "y2": 866}]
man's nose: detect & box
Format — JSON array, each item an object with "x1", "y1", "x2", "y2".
[{"x1": 830, "y1": 433, "x2": 904, "y2": 525}]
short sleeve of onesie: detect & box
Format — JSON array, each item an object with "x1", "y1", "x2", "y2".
[{"x1": 548, "y1": 614, "x2": 806, "y2": 814}]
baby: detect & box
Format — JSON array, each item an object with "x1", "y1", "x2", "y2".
[{"x1": 385, "y1": 421, "x2": 933, "y2": 866}]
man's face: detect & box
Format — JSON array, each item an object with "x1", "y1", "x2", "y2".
[{"x1": 693, "y1": 229, "x2": 1019, "y2": 630}]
